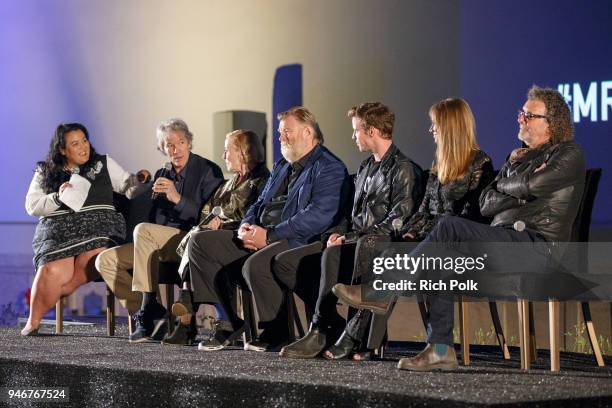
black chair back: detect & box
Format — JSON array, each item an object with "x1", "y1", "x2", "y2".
[
  {"x1": 112, "y1": 185, "x2": 155, "y2": 244},
  {"x1": 342, "y1": 173, "x2": 357, "y2": 221},
  {"x1": 570, "y1": 168, "x2": 602, "y2": 243},
  {"x1": 559, "y1": 168, "x2": 601, "y2": 278}
]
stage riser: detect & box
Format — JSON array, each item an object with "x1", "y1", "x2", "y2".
[
  {"x1": 2, "y1": 359, "x2": 611, "y2": 407},
  {"x1": 0, "y1": 360, "x2": 442, "y2": 407}
]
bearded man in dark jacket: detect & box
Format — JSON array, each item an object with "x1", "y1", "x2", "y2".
[
  {"x1": 334, "y1": 86, "x2": 585, "y2": 371},
  {"x1": 278, "y1": 102, "x2": 424, "y2": 358}
]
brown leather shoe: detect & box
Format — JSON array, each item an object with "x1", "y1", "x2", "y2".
[
  {"x1": 332, "y1": 284, "x2": 393, "y2": 315},
  {"x1": 397, "y1": 344, "x2": 458, "y2": 371}
]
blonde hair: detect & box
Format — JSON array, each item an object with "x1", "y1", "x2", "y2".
[
  {"x1": 226, "y1": 129, "x2": 265, "y2": 171},
  {"x1": 430, "y1": 98, "x2": 479, "y2": 185}
]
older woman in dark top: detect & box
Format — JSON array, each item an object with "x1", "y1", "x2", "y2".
[
  {"x1": 161, "y1": 129, "x2": 269, "y2": 345},
  {"x1": 325, "y1": 97, "x2": 495, "y2": 359}
]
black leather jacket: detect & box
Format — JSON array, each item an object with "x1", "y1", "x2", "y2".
[
  {"x1": 403, "y1": 150, "x2": 494, "y2": 240},
  {"x1": 480, "y1": 141, "x2": 585, "y2": 242},
  {"x1": 331, "y1": 144, "x2": 424, "y2": 241}
]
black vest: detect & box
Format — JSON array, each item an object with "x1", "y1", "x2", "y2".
[{"x1": 57, "y1": 155, "x2": 114, "y2": 211}]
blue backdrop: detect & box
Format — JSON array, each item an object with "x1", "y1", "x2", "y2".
[
  {"x1": 460, "y1": 0, "x2": 612, "y2": 227},
  {"x1": 272, "y1": 64, "x2": 303, "y2": 162}
]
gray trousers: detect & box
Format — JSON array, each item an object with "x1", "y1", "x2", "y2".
[{"x1": 187, "y1": 229, "x2": 294, "y2": 329}]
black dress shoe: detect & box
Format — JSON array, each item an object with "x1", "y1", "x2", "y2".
[
  {"x1": 279, "y1": 327, "x2": 327, "y2": 359},
  {"x1": 198, "y1": 320, "x2": 246, "y2": 351},
  {"x1": 245, "y1": 328, "x2": 289, "y2": 352},
  {"x1": 323, "y1": 330, "x2": 357, "y2": 360},
  {"x1": 129, "y1": 303, "x2": 169, "y2": 343},
  {"x1": 244, "y1": 338, "x2": 288, "y2": 352},
  {"x1": 161, "y1": 317, "x2": 197, "y2": 346},
  {"x1": 352, "y1": 350, "x2": 375, "y2": 361}
]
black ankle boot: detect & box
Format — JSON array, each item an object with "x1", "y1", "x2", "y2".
[
  {"x1": 279, "y1": 325, "x2": 327, "y2": 359},
  {"x1": 161, "y1": 316, "x2": 197, "y2": 346},
  {"x1": 323, "y1": 330, "x2": 358, "y2": 360}
]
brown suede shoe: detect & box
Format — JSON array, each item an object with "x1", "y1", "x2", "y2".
[
  {"x1": 332, "y1": 283, "x2": 392, "y2": 315},
  {"x1": 397, "y1": 344, "x2": 458, "y2": 371}
]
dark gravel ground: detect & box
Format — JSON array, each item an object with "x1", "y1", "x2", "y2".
[{"x1": 1, "y1": 325, "x2": 611, "y2": 407}]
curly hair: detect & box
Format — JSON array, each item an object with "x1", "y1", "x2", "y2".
[
  {"x1": 347, "y1": 102, "x2": 395, "y2": 139},
  {"x1": 527, "y1": 85, "x2": 574, "y2": 144},
  {"x1": 36, "y1": 123, "x2": 98, "y2": 193}
]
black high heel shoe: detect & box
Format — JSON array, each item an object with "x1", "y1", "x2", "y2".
[
  {"x1": 323, "y1": 331, "x2": 357, "y2": 360},
  {"x1": 352, "y1": 331, "x2": 388, "y2": 361},
  {"x1": 352, "y1": 350, "x2": 374, "y2": 361}
]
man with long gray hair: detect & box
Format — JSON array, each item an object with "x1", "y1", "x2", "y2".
[{"x1": 96, "y1": 118, "x2": 224, "y2": 343}]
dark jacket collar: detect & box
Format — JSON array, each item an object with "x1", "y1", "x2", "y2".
[
  {"x1": 361, "y1": 143, "x2": 399, "y2": 173},
  {"x1": 378, "y1": 143, "x2": 399, "y2": 173},
  {"x1": 291, "y1": 143, "x2": 321, "y2": 170}
]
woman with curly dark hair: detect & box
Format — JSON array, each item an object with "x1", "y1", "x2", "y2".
[{"x1": 22, "y1": 123, "x2": 148, "y2": 336}]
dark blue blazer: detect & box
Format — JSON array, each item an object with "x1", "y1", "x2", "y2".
[{"x1": 242, "y1": 144, "x2": 348, "y2": 248}]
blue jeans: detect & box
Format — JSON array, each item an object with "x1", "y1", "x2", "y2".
[{"x1": 414, "y1": 216, "x2": 547, "y2": 345}]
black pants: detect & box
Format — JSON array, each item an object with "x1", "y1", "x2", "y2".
[
  {"x1": 269, "y1": 242, "x2": 324, "y2": 322},
  {"x1": 362, "y1": 216, "x2": 549, "y2": 346},
  {"x1": 343, "y1": 235, "x2": 391, "y2": 345},
  {"x1": 276, "y1": 241, "x2": 356, "y2": 329},
  {"x1": 273, "y1": 235, "x2": 386, "y2": 332},
  {"x1": 187, "y1": 229, "x2": 292, "y2": 329}
]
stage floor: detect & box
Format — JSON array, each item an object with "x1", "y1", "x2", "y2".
[{"x1": 1, "y1": 325, "x2": 611, "y2": 407}]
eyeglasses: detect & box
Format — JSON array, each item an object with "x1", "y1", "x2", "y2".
[{"x1": 517, "y1": 109, "x2": 548, "y2": 122}]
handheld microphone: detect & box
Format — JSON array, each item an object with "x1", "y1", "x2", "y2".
[
  {"x1": 211, "y1": 206, "x2": 224, "y2": 218},
  {"x1": 151, "y1": 162, "x2": 172, "y2": 200},
  {"x1": 513, "y1": 220, "x2": 526, "y2": 232},
  {"x1": 392, "y1": 218, "x2": 403, "y2": 240},
  {"x1": 198, "y1": 206, "x2": 225, "y2": 228}
]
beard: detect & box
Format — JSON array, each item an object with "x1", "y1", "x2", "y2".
[
  {"x1": 517, "y1": 127, "x2": 530, "y2": 143},
  {"x1": 281, "y1": 142, "x2": 304, "y2": 163}
]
